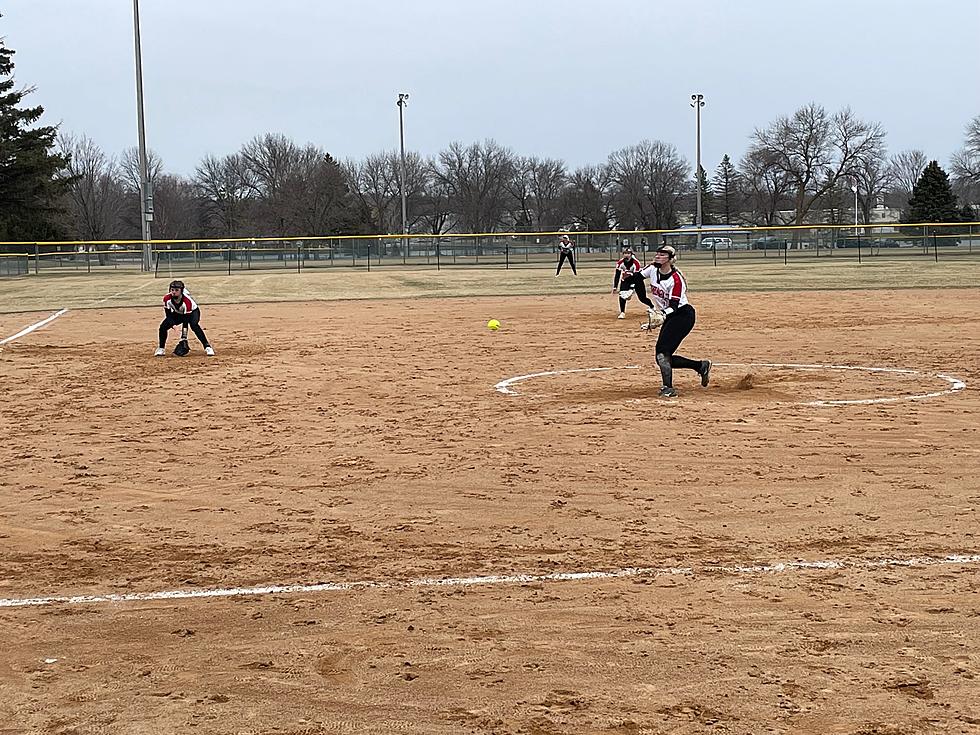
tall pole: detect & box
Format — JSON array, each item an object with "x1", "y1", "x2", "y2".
[
  {"x1": 691, "y1": 94, "x2": 705, "y2": 249},
  {"x1": 133, "y1": 0, "x2": 153, "y2": 271},
  {"x1": 851, "y1": 179, "x2": 859, "y2": 232},
  {"x1": 397, "y1": 92, "x2": 409, "y2": 263}
]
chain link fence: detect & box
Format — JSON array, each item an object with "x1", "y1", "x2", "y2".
[{"x1": 1, "y1": 223, "x2": 977, "y2": 278}]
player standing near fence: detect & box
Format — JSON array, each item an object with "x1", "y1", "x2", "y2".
[
  {"x1": 640, "y1": 245, "x2": 710, "y2": 397},
  {"x1": 555, "y1": 234, "x2": 577, "y2": 276},
  {"x1": 155, "y1": 280, "x2": 215, "y2": 357}
]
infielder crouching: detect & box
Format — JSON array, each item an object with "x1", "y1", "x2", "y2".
[{"x1": 155, "y1": 280, "x2": 214, "y2": 357}]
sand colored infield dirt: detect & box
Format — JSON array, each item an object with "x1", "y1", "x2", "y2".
[{"x1": 1, "y1": 288, "x2": 979, "y2": 734}]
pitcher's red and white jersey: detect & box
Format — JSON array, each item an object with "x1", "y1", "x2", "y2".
[{"x1": 640, "y1": 266, "x2": 689, "y2": 310}]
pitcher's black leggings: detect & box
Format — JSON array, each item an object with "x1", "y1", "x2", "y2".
[
  {"x1": 655, "y1": 304, "x2": 702, "y2": 387},
  {"x1": 159, "y1": 308, "x2": 210, "y2": 349}
]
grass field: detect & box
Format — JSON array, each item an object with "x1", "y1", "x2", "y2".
[{"x1": 1, "y1": 255, "x2": 979, "y2": 314}]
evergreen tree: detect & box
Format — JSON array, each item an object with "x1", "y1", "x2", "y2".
[
  {"x1": 903, "y1": 160, "x2": 964, "y2": 223},
  {"x1": 695, "y1": 164, "x2": 714, "y2": 225},
  {"x1": 0, "y1": 30, "x2": 69, "y2": 240},
  {"x1": 713, "y1": 154, "x2": 738, "y2": 224}
]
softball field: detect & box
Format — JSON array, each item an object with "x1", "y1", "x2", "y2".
[{"x1": 1, "y1": 265, "x2": 978, "y2": 734}]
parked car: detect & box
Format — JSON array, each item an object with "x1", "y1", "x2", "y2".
[
  {"x1": 836, "y1": 237, "x2": 904, "y2": 249},
  {"x1": 700, "y1": 237, "x2": 734, "y2": 250},
  {"x1": 751, "y1": 236, "x2": 788, "y2": 250}
]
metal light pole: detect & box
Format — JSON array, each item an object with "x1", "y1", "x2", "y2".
[
  {"x1": 691, "y1": 94, "x2": 705, "y2": 249},
  {"x1": 397, "y1": 92, "x2": 409, "y2": 263},
  {"x1": 132, "y1": 0, "x2": 153, "y2": 271},
  {"x1": 851, "y1": 180, "x2": 859, "y2": 232}
]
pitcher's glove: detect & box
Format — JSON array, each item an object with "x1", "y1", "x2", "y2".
[
  {"x1": 644, "y1": 309, "x2": 665, "y2": 329},
  {"x1": 173, "y1": 340, "x2": 190, "y2": 357}
]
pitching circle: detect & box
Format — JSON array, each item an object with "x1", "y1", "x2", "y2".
[{"x1": 493, "y1": 362, "x2": 966, "y2": 406}]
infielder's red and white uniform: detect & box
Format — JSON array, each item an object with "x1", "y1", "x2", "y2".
[
  {"x1": 163, "y1": 290, "x2": 199, "y2": 314},
  {"x1": 158, "y1": 288, "x2": 211, "y2": 351}
]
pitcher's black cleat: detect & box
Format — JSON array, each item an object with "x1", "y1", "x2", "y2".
[
  {"x1": 658, "y1": 386, "x2": 678, "y2": 398},
  {"x1": 700, "y1": 360, "x2": 711, "y2": 387}
]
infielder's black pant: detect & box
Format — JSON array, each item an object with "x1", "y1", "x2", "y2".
[
  {"x1": 159, "y1": 308, "x2": 210, "y2": 349},
  {"x1": 655, "y1": 304, "x2": 702, "y2": 387},
  {"x1": 619, "y1": 273, "x2": 657, "y2": 312},
  {"x1": 556, "y1": 251, "x2": 576, "y2": 275}
]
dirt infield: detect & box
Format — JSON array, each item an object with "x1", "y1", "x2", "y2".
[{"x1": 1, "y1": 289, "x2": 979, "y2": 734}]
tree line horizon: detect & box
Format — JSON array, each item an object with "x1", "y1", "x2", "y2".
[{"x1": 3, "y1": 33, "x2": 979, "y2": 245}]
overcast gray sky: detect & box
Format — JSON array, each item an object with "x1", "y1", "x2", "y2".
[{"x1": 3, "y1": 0, "x2": 978, "y2": 177}]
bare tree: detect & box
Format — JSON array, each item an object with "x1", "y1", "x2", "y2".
[
  {"x1": 280, "y1": 148, "x2": 364, "y2": 236},
  {"x1": 434, "y1": 139, "x2": 516, "y2": 233},
  {"x1": 57, "y1": 133, "x2": 127, "y2": 249},
  {"x1": 738, "y1": 147, "x2": 793, "y2": 226},
  {"x1": 343, "y1": 150, "x2": 428, "y2": 236},
  {"x1": 851, "y1": 147, "x2": 893, "y2": 224},
  {"x1": 238, "y1": 133, "x2": 305, "y2": 235},
  {"x1": 505, "y1": 156, "x2": 536, "y2": 231},
  {"x1": 748, "y1": 104, "x2": 886, "y2": 227},
  {"x1": 606, "y1": 140, "x2": 690, "y2": 230},
  {"x1": 888, "y1": 149, "x2": 928, "y2": 208},
  {"x1": 343, "y1": 152, "x2": 399, "y2": 234},
  {"x1": 415, "y1": 157, "x2": 453, "y2": 235},
  {"x1": 119, "y1": 146, "x2": 164, "y2": 193},
  {"x1": 951, "y1": 115, "x2": 980, "y2": 212},
  {"x1": 527, "y1": 157, "x2": 568, "y2": 231},
  {"x1": 194, "y1": 152, "x2": 255, "y2": 237},
  {"x1": 561, "y1": 165, "x2": 614, "y2": 232},
  {"x1": 951, "y1": 115, "x2": 980, "y2": 185},
  {"x1": 150, "y1": 173, "x2": 202, "y2": 240}
]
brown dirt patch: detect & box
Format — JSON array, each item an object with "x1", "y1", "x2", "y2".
[{"x1": 1, "y1": 289, "x2": 979, "y2": 733}]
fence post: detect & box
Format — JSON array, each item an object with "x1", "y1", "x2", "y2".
[
  {"x1": 505, "y1": 238, "x2": 510, "y2": 270},
  {"x1": 34, "y1": 243, "x2": 39, "y2": 274},
  {"x1": 933, "y1": 229, "x2": 938, "y2": 262}
]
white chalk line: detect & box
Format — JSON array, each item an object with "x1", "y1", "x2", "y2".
[
  {"x1": 493, "y1": 363, "x2": 966, "y2": 406},
  {"x1": 1, "y1": 553, "x2": 977, "y2": 609},
  {"x1": 0, "y1": 280, "x2": 158, "y2": 350},
  {"x1": 0, "y1": 309, "x2": 69, "y2": 346}
]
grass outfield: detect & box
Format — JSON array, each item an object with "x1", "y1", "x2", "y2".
[{"x1": 0, "y1": 255, "x2": 978, "y2": 314}]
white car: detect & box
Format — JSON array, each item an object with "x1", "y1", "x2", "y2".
[{"x1": 700, "y1": 237, "x2": 734, "y2": 250}]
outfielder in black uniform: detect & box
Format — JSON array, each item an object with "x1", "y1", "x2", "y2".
[
  {"x1": 555, "y1": 234, "x2": 577, "y2": 276},
  {"x1": 640, "y1": 245, "x2": 711, "y2": 398}
]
